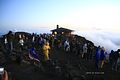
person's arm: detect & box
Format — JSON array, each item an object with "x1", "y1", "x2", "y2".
[
  {"x1": 48, "y1": 46, "x2": 50, "y2": 49},
  {"x1": 2, "y1": 70, "x2": 8, "y2": 80}
]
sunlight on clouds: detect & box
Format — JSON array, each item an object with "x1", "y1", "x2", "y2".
[
  {"x1": 75, "y1": 30, "x2": 120, "y2": 53},
  {"x1": 59, "y1": 5, "x2": 120, "y2": 32}
]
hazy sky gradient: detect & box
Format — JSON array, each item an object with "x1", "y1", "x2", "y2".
[
  {"x1": 0, "y1": 0, "x2": 120, "y2": 52},
  {"x1": 1, "y1": 0, "x2": 120, "y2": 32}
]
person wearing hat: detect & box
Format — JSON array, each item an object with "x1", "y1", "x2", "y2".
[{"x1": 42, "y1": 42, "x2": 50, "y2": 61}]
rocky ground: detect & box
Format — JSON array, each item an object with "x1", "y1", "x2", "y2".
[{"x1": 0, "y1": 47, "x2": 120, "y2": 80}]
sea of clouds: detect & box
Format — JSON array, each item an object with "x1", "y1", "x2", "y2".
[
  {"x1": 75, "y1": 31, "x2": 120, "y2": 53},
  {"x1": 1, "y1": 27, "x2": 120, "y2": 53}
]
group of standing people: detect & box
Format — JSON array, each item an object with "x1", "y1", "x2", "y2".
[
  {"x1": 1, "y1": 31, "x2": 52, "y2": 63},
  {"x1": 63, "y1": 38, "x2": 120, "y2": 71},
  {"x1": 95, "y1": 46, "x2": 120, "y2": 71},
  {"x1": 63, "y1": 38, "x2": 94, "y2": 61},
  {"x1": 0, "y1": 31, "x2": 120, "y2": 74},
  {"x1": 95, "y1": 46, "x2": 106, "y2": 69}
]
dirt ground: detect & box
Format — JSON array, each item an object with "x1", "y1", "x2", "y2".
[{"x1": 0, "y1": 48, "x2": 120, "y2": 80}]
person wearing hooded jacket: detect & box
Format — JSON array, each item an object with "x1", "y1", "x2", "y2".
[
  {"x1": 95, "y1": 46, "x2": 101, "y2": 69},
  {"x1": 43, "y1": 42, "x2": 50, "y2": 61}
]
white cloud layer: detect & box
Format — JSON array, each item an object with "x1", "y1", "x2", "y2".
[{"x1": 75, "y1": 30, "x2": 120, "y2": 53}]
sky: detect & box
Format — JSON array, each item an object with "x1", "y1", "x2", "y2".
[{"x1": 0, "y1": 0, "x2": 120, "y2": 52}]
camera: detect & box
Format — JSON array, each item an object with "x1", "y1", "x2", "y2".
[{"x1": 0, "y1": 68, "x2": 4, "y2": 75}]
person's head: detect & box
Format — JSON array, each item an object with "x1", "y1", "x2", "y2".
[
  {"x1": 101, "y1": 47, "x2": 105, "y2": 51},
  {"x1": 46, "y1": 42, "x2": 49, "y2": 46},
  {"x1": 117, "y1": 49, "x2": 120, "y2": 52},
  {"x1": 66, "y1": 38, "x2": 69, "y2": 41},
  {"x1": 111, "y1": 50, "x2": 114, "y2": 53},
  {"x1": 45, "y1": 42, "x2": 49, "y2": 46},
  {"x1": 29, "y1": 44, "x2": 34, "y2": 49},
  {"x1": 84, "y1": 43, "x2": 87, "y2": 46},
  {"x1": 98, "y1": 45, "x2": 100, "y2": 48}
]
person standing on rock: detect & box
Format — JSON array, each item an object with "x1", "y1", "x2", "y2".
[
  {"x1": 42, "y1": 41, "x2": 50, "y2": 61},
  {"x1": 7, "y1": 31, "x2": 14, "y2": 53},
  {"x1": 95, "y1": 46, "x2": 101, "y2": 69},
  {"x1": 64, "y1": 39, "x2": 70, "y2": 53},
  {"x1": 82, "y1": 43, "x2": 87, "y2": 59},
  {"x1": 100, "y1": 47, "x2": 105, "y2": 68},
  {"x1": 3, "y1": 36, "x2": 11, "y2": 63},
  {"x1": 4, "y1": 36, "x2": 8, "y2": 48},
  {"x1": 19, "y1": 35, "x2": 24, "y2": 52},
  {"x1": 112, "y1": 49, "x2": 120, "y2": 71},
  {"x1": 116, "y1": 49, "x2": 120, "y2": 71}
]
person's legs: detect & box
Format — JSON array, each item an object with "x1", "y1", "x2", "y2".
[
  {"x1": 95, "y1": 60, "x2": 99, "y2": 69},
  {"x1": 115, "y1": 59, "x2": 120, "y2": 71},
  {"x1": 115, "y1": 61, "x2": 117, "y2": 71},
  {"x1": 45, "y1": 53, "x2": 49, "y2": 61},
  {"x1": 100, "y1": 60, "x2": 104, "y2": 68},
  {"x1": 82, "y1": 53, "x2": 84, "y2": 59},
  {"x1": 85, "y1": 53, "x2": 87, "y2": 60},
  {"x1": 112, "y1": 60, "x2": 115, "y2": 70},
  {"x1": 10, "y1": 41, "x2": 13, "y2": 51}
]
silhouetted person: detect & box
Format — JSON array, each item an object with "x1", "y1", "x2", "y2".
[
  {"x1": 95, "y1": 46, "x2": 101, "y2": 69},
  {"x1": 109, "y1": 50, "x2": 114, "y2": 65},
  {"x1": 111, "y1": 50, "x2": 119, "y2": 71},
  {"x1": 7, "y1": 31, "x2": 14, "y2": 52},
  {"x1": 100, "y1": 47, "x2": 105, "y2": 68}
]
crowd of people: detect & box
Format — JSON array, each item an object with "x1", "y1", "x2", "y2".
[
  {"x1": 0, "y1": 31, "x2": 120, "y2": 80},
  {"x1": 95, "y1": 46, "x2": 120, "y2": 71}
]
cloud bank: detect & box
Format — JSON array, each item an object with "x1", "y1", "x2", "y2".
[{"x1": 75, "y1": 30, "x2": 120, "y2": 53}]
